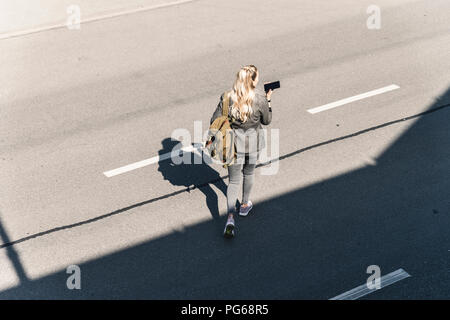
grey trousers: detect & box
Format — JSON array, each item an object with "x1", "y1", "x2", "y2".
[{"x1": 227, "y1": 153, "x2": 257, "y2": 214}]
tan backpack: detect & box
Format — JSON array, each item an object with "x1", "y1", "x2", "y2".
[{"x1": 205, "y1": 91, "x2": 236, "y2": 167}]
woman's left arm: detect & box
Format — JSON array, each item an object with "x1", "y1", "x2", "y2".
[{"x1": 260, "y1": 92, "x2": 272, "y2": 125}]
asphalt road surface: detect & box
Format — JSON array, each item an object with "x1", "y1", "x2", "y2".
[{"x1": 0, "y1": 0, "x2": 449, "y2": 299}]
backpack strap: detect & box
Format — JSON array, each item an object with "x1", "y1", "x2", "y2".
[
  {"x1": 222, "y1": 91, "x2": 230, "y2": 117},
  {"x1": 222, "y1": 91, "x2": 237, "y2": 123}
]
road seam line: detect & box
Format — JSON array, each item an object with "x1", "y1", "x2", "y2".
[
  {"x1": 105, "y1": 98, "x2": 450, "y2": 178},
  {"x1": 0, "y1": 0, "x2": 196, "y2": 40}
]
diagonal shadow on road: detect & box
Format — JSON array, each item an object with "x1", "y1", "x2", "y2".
[
  {"x1": 0, "y1": 213, "x2": 29, "y2": 284},
  {"x1": 0, "y1": 87, "x2": 449, "y2": 299}
]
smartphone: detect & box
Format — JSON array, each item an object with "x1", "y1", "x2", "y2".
[{"x1": 264, "y1": 81, "x2": 281, "y2": 92}]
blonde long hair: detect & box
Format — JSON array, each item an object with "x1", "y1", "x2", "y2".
[{"x1": 230, "y1": 65, "x2": 258, "y2": 122}]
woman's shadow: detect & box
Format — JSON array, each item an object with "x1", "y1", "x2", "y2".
[{"x1": 157, "y1": 138, "x2": 227, "y2": 220}]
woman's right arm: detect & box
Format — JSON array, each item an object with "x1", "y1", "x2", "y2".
[{"x1": 210, "y1": 94, "x2": 224, "y2": 125}]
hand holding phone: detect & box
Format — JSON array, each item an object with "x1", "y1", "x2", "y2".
[
  {"x1": 264, "y1": 81, "x2": 281, "y2": 93},
  {"x1": 264, "y1": 81, "x2": 280, "y2": 102}
]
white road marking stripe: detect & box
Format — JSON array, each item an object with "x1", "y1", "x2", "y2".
[
  {"x1": 104, "y1": 84, "x2": 399, "y2": 177},
  {"x1": 329, "y1": 268, "x2": 411, "y2": 300},
  {"x1": 0, "y1": 0, "x2": 195, "y2": 40},
  {"x1": 307, "y1": 84, "x2": 400, "y2": 114},
  {"x1": 103, "y1": 144, "x2": 279, "y2": 177},
  {"x1": 103, "y1": 144, "x2": 197, "y2": 177}
]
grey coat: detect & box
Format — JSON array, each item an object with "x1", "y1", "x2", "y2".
[{"x1": 210, "y1": 87, "x2": 272, "y2": 156}]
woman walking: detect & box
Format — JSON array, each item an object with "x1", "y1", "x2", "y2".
[{"x1": 210, "y1": 65, "x2": 274, "y2": 238}]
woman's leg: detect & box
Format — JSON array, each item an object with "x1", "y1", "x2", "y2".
[
  {"x1": 227, "y1": 163, "x2": 243, "y2": 215},
  {"x1": 242, "y1": 154, "x2": 256, "y2": 205},
  {"x1": 224, "y1": 163, "x2": 242, "y2": 237}
]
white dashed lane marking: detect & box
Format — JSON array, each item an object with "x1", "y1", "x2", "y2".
[
  {"x1": 103, "y1": 144, "x2": 198, "y2": 178},
  {"x1": 329, "y1": 268, "x2": 411, "y2": 300},
  {"x1": 307, "y1": 84, "x2": 400, "y2": 114}
]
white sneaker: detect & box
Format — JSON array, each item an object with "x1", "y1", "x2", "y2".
[
  {"x1": 239, "y1": 201, "x2": 253, "y2": 217},
  {"x1": 223, "y1": 215, "x2": 235, "y2": 238}
]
